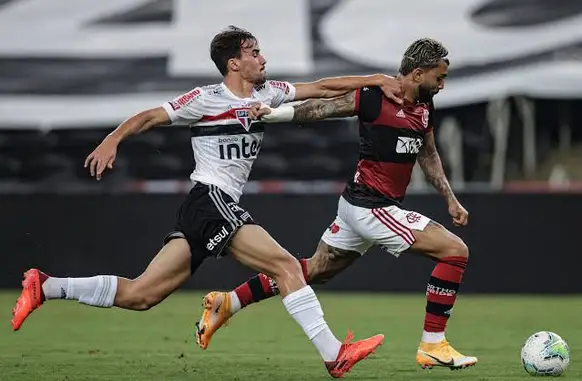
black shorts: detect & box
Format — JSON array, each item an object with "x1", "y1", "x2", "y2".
[{"x1": 164, "y1": 182, "x2": 257, "y2": 259}]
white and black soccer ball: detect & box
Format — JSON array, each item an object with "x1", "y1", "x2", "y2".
[{"x1": 521, "y1": 331, "x2": 570, "y2": 376}]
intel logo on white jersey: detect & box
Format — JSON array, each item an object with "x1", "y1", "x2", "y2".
[{"x1": 218, "y1": 136, "x2": 262, "y2": 160}]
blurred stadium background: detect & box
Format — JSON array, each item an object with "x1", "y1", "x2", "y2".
[{"x1": 1, "y1": 0, "x2": 581, "y2": 380}]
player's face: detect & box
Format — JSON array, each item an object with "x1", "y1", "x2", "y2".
[
  {"x1": 238, "y1": 39, "x2": 267, "y2": 85},
  {"x1": 416, "y1": 60, "x2": 448, "y2": 103}
]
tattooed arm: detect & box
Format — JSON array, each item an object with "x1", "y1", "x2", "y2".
[
  {"x1": 252, "y1": 90, "x2": 357, "y2": 123},
  {"x1": 418, "y1": 130, "x2": 470, "y2": 226},
  {"x1": 292, "y1": 90, "x2": 356, "y2": 121},
  {"x1": 292, "y1": 75, "x2": 402, "y2": 104},
  {"x1": 417, "y1": 130, "x2": 456, "y2": 204}
]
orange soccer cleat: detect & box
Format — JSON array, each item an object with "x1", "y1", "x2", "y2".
[
  {"x1": 325, "y1": 331, "x2": 385, "y2": 378},
  {"x1": 11, "y1": 269, "x2": 47, "y2": 331},
  {"x1": 195, "y1": 291, "x2": 233, "y2": 350}
]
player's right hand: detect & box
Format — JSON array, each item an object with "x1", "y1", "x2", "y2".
[
  {"x1": 249, "y1": 103, "x2": 272, "y2": 120},
  {"x1": 448, "y1": 200, "x2": 469, "y2": 227},
  {"x1": 377, "y1": 75, "x2": 403, "y2": 105},
  {"x1": 84, "y1": 136, "x2": 118, "y2": 181}
]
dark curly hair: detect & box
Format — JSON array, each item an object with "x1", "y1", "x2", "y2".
[{"x1": 399, "y1": 38, "x2": 449, "y2": 75}]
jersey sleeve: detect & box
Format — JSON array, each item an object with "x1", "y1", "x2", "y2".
[
  {"x1": 355, "y1": 86, "x2": 383, "y2": 122},
  {"x1": 266, "y1": 80, "x2": 297, "y2": 107},
  {"x1": 161, "y1": 87, "x2": 205, "y2": 125}
]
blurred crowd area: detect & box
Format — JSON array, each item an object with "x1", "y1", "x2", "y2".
[{"x1": 1, "y1": 99, "x2": 581, "y2": 191}]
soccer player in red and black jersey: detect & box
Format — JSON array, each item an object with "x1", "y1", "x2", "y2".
[{"x1": 196, "y1": 38, "x2": 477, "y2": 370}]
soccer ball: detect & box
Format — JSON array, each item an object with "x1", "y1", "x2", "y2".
[{"x1": 521, "y1": 331, "x2": 570, "y2": 376}]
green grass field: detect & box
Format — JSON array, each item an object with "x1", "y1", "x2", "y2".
[{"x1": 1, "y1": 291, "x2": 580, "y2": 380}]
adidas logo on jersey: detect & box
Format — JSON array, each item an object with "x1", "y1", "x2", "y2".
[{"x1": 396, "y1": 109, "x2": 406, "y2": 118}]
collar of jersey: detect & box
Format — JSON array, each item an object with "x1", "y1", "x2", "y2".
[{"x1": 221, "y1": 82, "x2": 255, "y2": 100}]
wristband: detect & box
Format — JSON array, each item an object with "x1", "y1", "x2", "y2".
[{"x1": 260, "y1": 105, "x2": 295, "y2": 123}]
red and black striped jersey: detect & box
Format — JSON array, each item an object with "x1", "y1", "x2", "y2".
[{"x1": 342, "y1": 86, "x2": 434, "y2": 208}]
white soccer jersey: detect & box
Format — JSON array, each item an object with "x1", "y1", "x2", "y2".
[{"x1": 161, "y1": 80, "x2": 296, "y2": 202}]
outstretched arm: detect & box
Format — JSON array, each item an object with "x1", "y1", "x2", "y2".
[
  {"x1": 417, "y1": 130, "x2": 456, "y2": 203},
  {"x1": 84, "y1": 107, "x2": 170, "y2": 180},
  {"x1": 293, "y1": 74, "x2": 401, "y2": 104},
  {"x1": 107, "y1": 107, "x2": 170, "y2": 143},
  {"x1": 417, "y1": 131, "x2": 469, "y2": 226},
  {"x1": 254, "y1": 90, "x2": 357, "y2": 123},
  {"x1": 292, "y1": 90, "x2": 357, "y2": 121},
  {"x1": 85, "y1": 87, "x2": 205, "y2": 181}
]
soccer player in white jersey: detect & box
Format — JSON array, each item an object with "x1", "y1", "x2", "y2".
[{"x1": 11, "y1": 26, "x2": 402, "y2": 378}]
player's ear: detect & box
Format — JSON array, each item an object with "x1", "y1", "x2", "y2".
[
  {"x1": 227, "y1": 57, "x2": 240, "y2": 73},
  {"x1": 412, "y1": 68, "x2": 425, "y2": 84}
]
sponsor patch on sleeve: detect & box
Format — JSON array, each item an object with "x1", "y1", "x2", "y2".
[
  {"x1": 269, "y1": 80, "x2": 290, "y2": 95},
  {"x1": 170, "y1": 88, "x2": 202, "y2": 110}
]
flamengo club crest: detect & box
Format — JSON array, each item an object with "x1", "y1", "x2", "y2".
[
  {"x1": 421, "y1": 109, "x2": 430, "y2": 129},
  {"x1": 235, "y1": 109, "x2": 251, "y2": 131}
]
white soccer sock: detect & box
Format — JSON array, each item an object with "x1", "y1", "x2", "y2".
[
  {"x1": 421, "y1": 330, "x2": 446, "y2": 344},
  {"x1": 42, "y1": 276, "x2": 118, "y2": 308},
  {"x1": 229, "y1": 291, "x2": 242, "y2": 314},
  {"x1": 282, "y1": 286, "x2": 341, "y2": 362}
]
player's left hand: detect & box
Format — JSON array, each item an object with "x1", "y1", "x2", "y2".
[
  {"x1": 249, "y1": 103, "x2": 272, "y2": 120},
  {"x1": 448, "y1": 200, "x2": 469, "y2": 227},
  {"x1": 377, "y1": 75, "x2": 403, "y2": 105},
  {"x1": 84, "y1": 136, "x2": 118, "y2": 181}
]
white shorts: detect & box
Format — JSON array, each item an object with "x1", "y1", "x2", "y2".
[{"x1": 321, "y1": 196, "x2": 431, "y2": 257}]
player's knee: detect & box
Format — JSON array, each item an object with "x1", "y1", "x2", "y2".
[
  {"x1": 444, "y1": 237, "x2": 469, "y2": 260},
  {"x1": 272, "y1": 252, "x2": 303, "y2": 282}
]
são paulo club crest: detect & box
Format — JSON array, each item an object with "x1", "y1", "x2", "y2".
[{"x1": 235, "y1": 109, "x2": 251, "y2": 131}]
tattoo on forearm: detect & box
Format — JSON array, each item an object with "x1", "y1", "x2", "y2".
[
  {"x1": 418, "y1": 136, "x2": 456, "y2": 202},
  {"x1": 292, "y1": 91, "x2": 356, "y2": 122}
]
